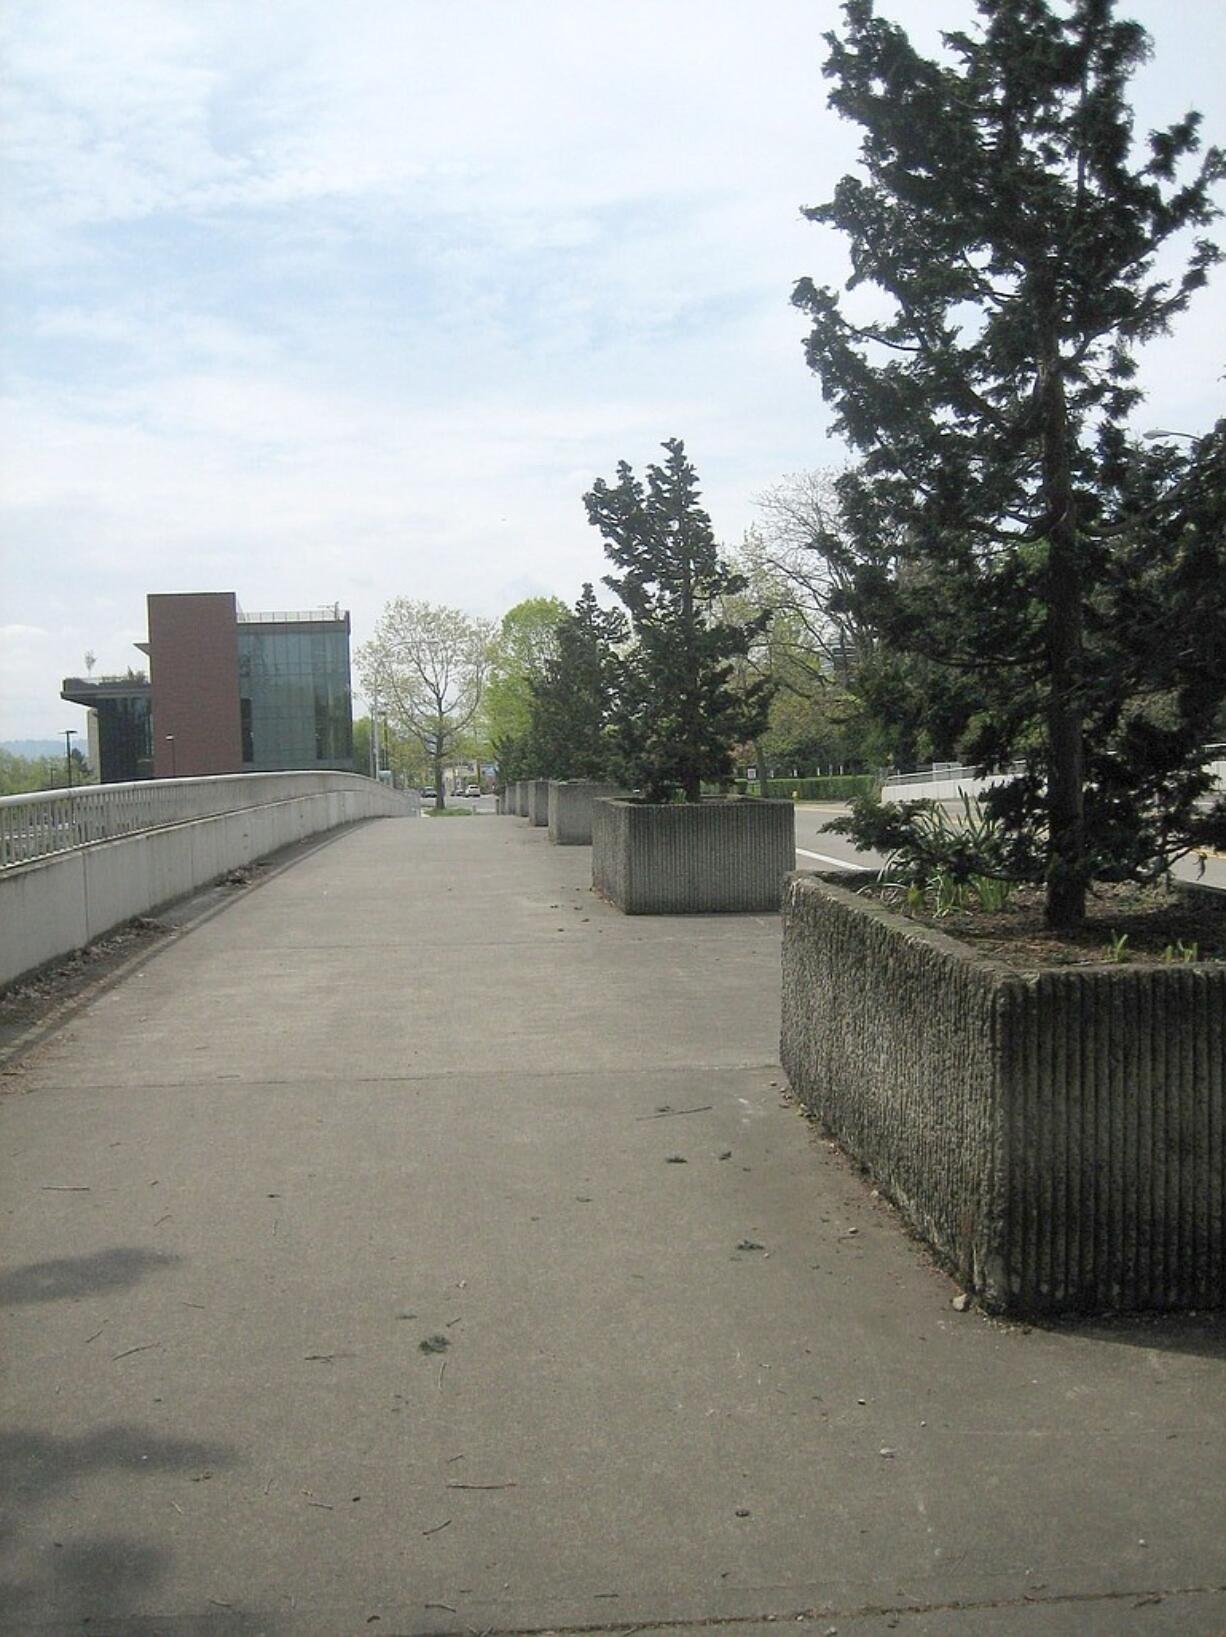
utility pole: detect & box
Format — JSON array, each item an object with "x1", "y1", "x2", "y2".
[{"x1": 64, "y1": 729, "x2": 77, "y2": 789}]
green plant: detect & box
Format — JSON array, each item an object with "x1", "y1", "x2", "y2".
[
  {"x1": 1161, "y1": 940, "x2": 1199, "y2": 963},
  {"x1": 868, "y1": 793, "x2": 1017, "y2": 917},
  {"x1": 795, "y1": 0, "x2": 1226, "y2": 927},
  {"x1": 1103, "y1": 931, "x2": 1131, "y2": 963}
]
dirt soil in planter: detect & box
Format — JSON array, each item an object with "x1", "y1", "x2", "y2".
[{"x1": 861, "y1": 880, "x2": 1226, "y2": 971}]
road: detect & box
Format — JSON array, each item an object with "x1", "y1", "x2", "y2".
[
  {"x1": 791, "y1": 803, "x2": 888, "y2": 874},
  {"x1": 441, "y1": 795, "x2": 1225, "y2": 890}
]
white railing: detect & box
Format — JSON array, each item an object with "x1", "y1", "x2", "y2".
[
  {"x1": 883, "y1": 751, "x2": 1225, "y2": 801},
  {"x1": 0, "y1": 772, "x2": 413, "y2": 869},
  {"x1": 236, "y1": 608, "x2": 344, "y2": 624}
]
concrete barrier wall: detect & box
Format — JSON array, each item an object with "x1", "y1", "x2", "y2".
[
  {"x1": 592, "y1": 799, "x2": 796, "y2": 914},
  {"x1": 529, "y1": 779, "x2": 550, "y2": 827},
  {"x1": 547, "y1": 781, "x2": 625, "y2": 846},
  {"x1": 1, "y1": 783, "x2": 410, "y2": 990},
  {"x1": 780, "y1": 875, "x2": 1226, "y2": 1313}
]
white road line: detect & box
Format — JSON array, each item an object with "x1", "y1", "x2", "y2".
[{"x1": 796, "y1": 847, "x2": 865, "y2": 869}]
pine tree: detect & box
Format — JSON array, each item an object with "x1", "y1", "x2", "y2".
[
  {"x1": 584, "y1": 440, "x2": 772, "y2": 802},
  {"x1": 793, "y1": 0, "x2": 1225, "y2": 925},
  {"x1": 527, "y1": 584, "x2": 628, "y2": 781}
]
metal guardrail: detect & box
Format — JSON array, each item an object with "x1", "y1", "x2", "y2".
[{"x1": 0, "y1": 771, "x2": 411, "y2": 869}]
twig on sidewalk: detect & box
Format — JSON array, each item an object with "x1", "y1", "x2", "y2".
[
  {"x1": 421, "y1": 1518, "x2": 452, "y2": 1536},
  {"x1": 445, "y1": 1481, "x2": 516, "y2": 1490},
  {"x1": 634, "y1": 1105, "x2": 712, "y2": 1120},
  {"x1": 112, "y1": 1342, "x2": 160, "y2": 1361}
]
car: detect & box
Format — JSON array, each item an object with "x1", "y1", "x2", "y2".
[
  {"x1": 419, "y1": 786, "x2": 436, "y2": 798},
  {"x1": 464, "y1": 784, "x2": 481, "y2": 797}
]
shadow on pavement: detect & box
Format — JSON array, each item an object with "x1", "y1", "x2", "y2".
[
  {"x1": 1032, "y1": 1310, "x2": 1226, "y2": 1360},
  {"x1": 0, "y1": 1424, "x2": 250, "y2": 1633},
  {"x1": 0, "y1": 1246, "x2": 182, "y2": 1306}
]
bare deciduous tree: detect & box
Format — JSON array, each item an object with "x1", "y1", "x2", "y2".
[{"x1": 357, "y1": 600, "x2": 494, "y2": 808}]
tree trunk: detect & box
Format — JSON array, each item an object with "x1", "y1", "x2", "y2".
[{"x1": 1037, "y1": 315, "x2": 1087, "y2": 928}]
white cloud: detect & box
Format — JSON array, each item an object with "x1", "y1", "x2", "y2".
[{"x1": 2, "y1": 0, "x2": 1224, "y2": 736}]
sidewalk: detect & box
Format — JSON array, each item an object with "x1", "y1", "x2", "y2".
[{"x1": 2, "y1": 813, "x2": 1224, "y2": 1635}]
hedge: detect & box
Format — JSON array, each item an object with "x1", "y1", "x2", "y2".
[{"x1": 746, "y1": 774, "x2": 878, "y2": 801}]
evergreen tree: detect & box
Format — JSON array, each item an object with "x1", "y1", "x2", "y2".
[
  {"x1": 527, "y1": 584, "x2": 628, "y2": 781},
  {"x1": 793, "y1": 0, "x2": 1225, "y2": 925},
  {"x1": 585, "y1": 439, "x2": 772, "y2": 802}
]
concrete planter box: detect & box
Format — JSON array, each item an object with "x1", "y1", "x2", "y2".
[
  {"x1": 512, "y1": 781, "x2": 527, "y2": 817},
  {"x1": 781, "y1": 875, "x2": 1226, "y2": 1314},
  {"x1": 592, "y1": 798, "x2": 795, "y2": 914},
  {"x1": 528, "y1": 779, "x2": 550, "y2": 827},
  {"x1": 547, "y1": 781, "x2": 626, "y2": 846}
]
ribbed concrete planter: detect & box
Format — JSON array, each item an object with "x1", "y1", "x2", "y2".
[
  {"x1": 781, "y1": 875, "x2": 1226, "y2": 1314},
  {"x1": 513, "y1": 781, "x2": 528, "y2": 817},
  {"x1": 528, "y1": 779, "x2": 550, "y2": 827},
  {"x1": 592, "y1": 798, "x2": 795, "y2": 914},
  {"x1": 547, "y1": 781, "x2": 626, "y2": 846}
]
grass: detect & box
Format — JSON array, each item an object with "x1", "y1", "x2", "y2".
[{"x1": 422, "y1": 806, "x2": 473, "y2": 818}]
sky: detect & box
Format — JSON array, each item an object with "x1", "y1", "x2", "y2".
[{"x1": 2, "y1": 0, "x2": 1224, "y2": 740}]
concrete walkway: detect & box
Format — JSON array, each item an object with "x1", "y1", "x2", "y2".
[{"x1": 2, "y1": 813, "x2": 1225, "y2": 1636}]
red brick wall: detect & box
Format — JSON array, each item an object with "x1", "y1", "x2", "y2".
[{"x1": 147, "y1": 593, "x2": 243, "y2": 777}]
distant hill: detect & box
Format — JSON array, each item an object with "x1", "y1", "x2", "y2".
[{"x1": 1, "y1": 740, "x2": 66, "y2": 759}]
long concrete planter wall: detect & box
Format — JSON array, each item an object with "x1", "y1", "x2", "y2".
[
  {"x1": 547, "y1": 781, "x2": 625, "y2": 846},
  {"x1": 592, "y1": 798, "x2": 795, "y2": 914},
  {"x1": 780, "y1": 875, "x2": 1226, "y2": 1314},
  {"x1": 529, "y1": 779, "x2": 551, "y2": 827},
  {"x1": 1, "y1": 785, "x2": 410, "y2": 991}
]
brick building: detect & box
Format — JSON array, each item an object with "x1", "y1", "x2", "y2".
[{"x1": 63, "y1": 593, "x2": 354, "y2": 782}]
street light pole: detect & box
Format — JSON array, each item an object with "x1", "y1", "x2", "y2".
[{"x1": 64, "y1": 729, "x2": 77, "y2": 789}]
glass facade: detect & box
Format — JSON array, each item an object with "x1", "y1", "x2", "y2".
[
  {"x1": 60, "y1": 680, "x2": 154, "y2": 782},
  {"x1": 238, "y1": 623, "x2": 354, "y2": 772},
  {"x1": 97, "y1": 693, "x2": 154, "y2": 782}
]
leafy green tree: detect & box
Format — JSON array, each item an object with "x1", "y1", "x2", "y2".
[
  {"x1": 584, "y1": 439, "x2": 772, "y2": 801},
  {"x1": 0, "y1": 747, "x2": 95, "y2": 794},
  {"x1": 794, "y1": 0, "x2": 1225, "y2": 925},
  {"x1": 483, "y1": 597, "x2": 569, "y2": 749},
  {"x1": 353, "y1": 714, "x2": 427, "y2": 788},
  {"x1": 357, "y1": 601, "x2": 494, "y2": 810},
  {"x1": 526, "y1": 584, "x2": 628, "y2": 781},
  {"x1": 482, "y1": 596, "x2": 568, "y2": 783}
]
